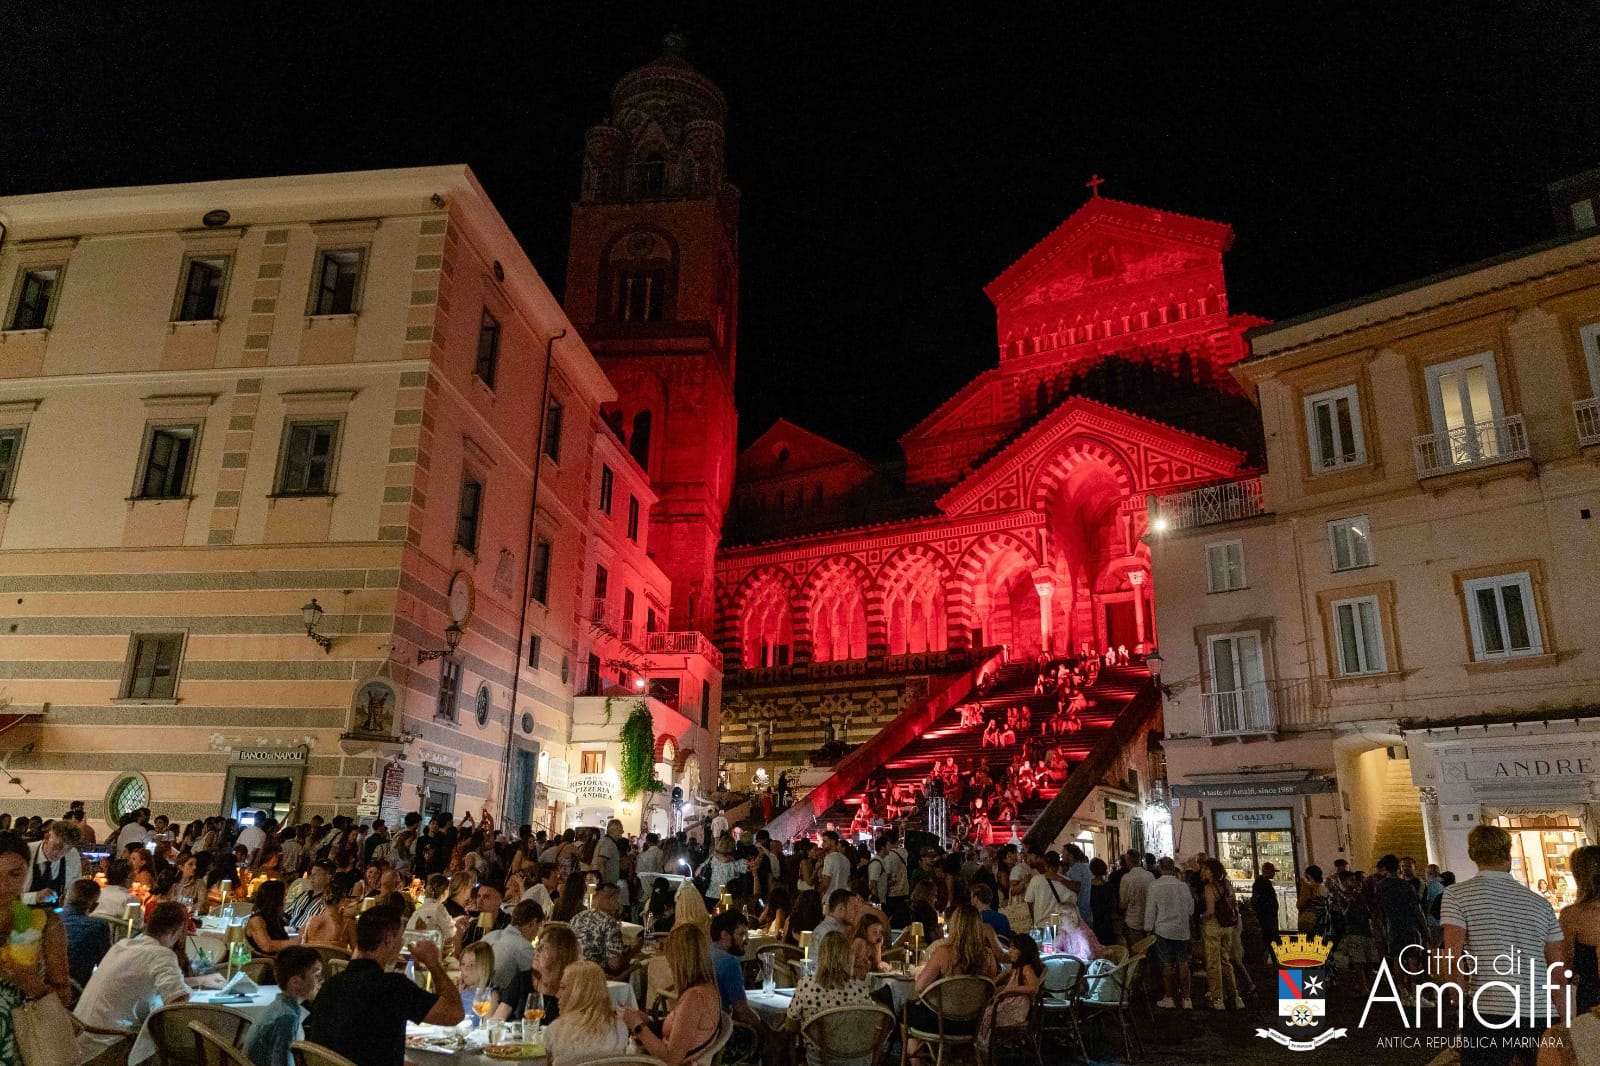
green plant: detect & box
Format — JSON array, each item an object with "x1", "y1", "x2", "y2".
[{"x1": 618, "y1": 700, "x2": 665, "y2": 801}]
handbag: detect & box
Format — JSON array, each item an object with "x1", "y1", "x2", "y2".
[{"x1": 14, "y1": 991, "x2": 78, "y2": 1066}]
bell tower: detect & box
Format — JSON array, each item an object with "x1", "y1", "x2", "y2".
[{"x1": 565, "y1": 33, "x2": 739, "y2": 636}]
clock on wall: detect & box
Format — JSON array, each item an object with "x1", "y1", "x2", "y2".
[{"x1": 448, "y1": 572, "x2": 475, "y2": 624}]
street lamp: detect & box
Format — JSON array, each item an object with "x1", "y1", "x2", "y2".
[
  {"x1": 417, "y1": 621, "x2": 463, "y2": 664},
  {"x1": 301, "y1": 599, "x2": 332, "y2": 654},
  {"x1": 1145, "y1": 649, "x2": 1163, "y2": 680}
]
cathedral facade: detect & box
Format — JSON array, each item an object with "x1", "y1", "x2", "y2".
[{"x1": 570, "y1": 41, "x2": 1265, "y2": 799}]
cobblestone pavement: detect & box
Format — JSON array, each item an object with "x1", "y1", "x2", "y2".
[{"x1": 1057, "y1": 965, "x2": 1449, "y2": 1066}]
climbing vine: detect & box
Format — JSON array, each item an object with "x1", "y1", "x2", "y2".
[{"x1": 617, "y1": 699, "x2": 665, "y2": 801}]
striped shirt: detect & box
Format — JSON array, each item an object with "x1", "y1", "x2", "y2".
[{"x1": 1439, "y1": 870, "x2": 1563, "y2": 1020}]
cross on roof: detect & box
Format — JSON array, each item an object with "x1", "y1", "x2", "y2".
[{"x1": 1086, "y1": 174, "x2": 1105, "y2": 198}]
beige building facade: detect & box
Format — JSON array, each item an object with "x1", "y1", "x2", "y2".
[
  {"x1": 1150, "y1": 229, "x2": 1600, "y2": 902},
  {"x1": 0, "y1": 166, "x2": 644, "y2": 836}
]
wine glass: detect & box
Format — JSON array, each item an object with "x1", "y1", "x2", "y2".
[
  {"x1": 471, "y1": 986, "x2": 495, "y2": 1030},
  {"x1": 522, "y1": 992, "x2": 544, "y2": 1041}
]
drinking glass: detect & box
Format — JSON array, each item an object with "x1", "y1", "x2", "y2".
[
  {"x1": 760, "y1": 955, "x2": 775, "y2": 994},
  {"x1": 522, "y1": 992, "x2": 544, "y2": 1041},
  {"x1": 471, "y1": 986, "x2": 494, "y2": 1029}
]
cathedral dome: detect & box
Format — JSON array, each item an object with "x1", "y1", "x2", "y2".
[{"x1": 610, "y1": 33, "x2": 727, "y2": 127}]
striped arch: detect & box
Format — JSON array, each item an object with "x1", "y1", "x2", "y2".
[
  {"x1": 799, "y1": 554, "x2": 876, "y2": 664},
  {"x1": 949, "y1": 530, "x2": 1043, "y2": 653},
  {"x1": 1027, "y1": 435, "x2": 1140, "y2": 509},
  {"x1": 731, "y1": 565, "x2": 801, "y2": 672},
  {"x1": 876, "y1": 544, "x2": 954, "y2": 655}
]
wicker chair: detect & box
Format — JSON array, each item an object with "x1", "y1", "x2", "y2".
[
  {"x1": 1125, "y1": 935, "x2": 1158, "y2": 1021},
  {"x1": 290, "y1": 1042, "x2": 362, "y2": 1066},
  {"x1": 145, "y1": 1004, "x2": 253, "y2": 1066},
  {"x1": 704, "y1": 1013, "x2": 734, "y2": 1063},
  {"x1": 72, "y1": 1014, "x2": 135, "y2": 1066},
  {"x1": 983, "y1": 984, "x2": 1043, "y2": 1066},
  {"x1": 581, "y1": 1058, "x2": 669, "y2": 1066},
  {"x1": 802, "y1": 1004, "x2": 897, "y2": 1066},
  {"x1": 241, "y1": 958, "x2": 276, "y2": 984},
  {"x1": 189, "y1": 1022, "x2": 254, "y2": 1066},
  {"x1": 1039, "y1": 954, "x2": 1089, "y2": 1061},
  {"x1": 310, "y1": 945, "x2": 351, "y2": 967},
  {"x1": 1078, "y1": 956, "x2": 1143, "y2": 1062},
  {"x1": 900, "y1": 975, "x2": 994, "y2": 1066}
]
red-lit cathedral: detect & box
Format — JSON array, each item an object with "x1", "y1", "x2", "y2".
[{"x1": 571, "y1": 41, "x2": 1263, "y2": 843}]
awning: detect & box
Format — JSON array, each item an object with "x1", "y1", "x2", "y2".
[{"x1": 542, "y1": 785, "x2": 577, "y2": 803}]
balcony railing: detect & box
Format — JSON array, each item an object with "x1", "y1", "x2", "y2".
[
  {"x1": 1575, "y1": 398, "x2": 1600, "y2": 447},
  {"x1": 1201, "y1": 678, "x2": 1329, "y2": 737},
  {"x1": 1202, "y1": 685, "x2": 1277, "y2": 736},
  {"x1": 1149, "y1": 477, "x2": 1265, "y2": 532},
  {"x1": 1412, "y1": 414, "x2": 1529, "y2": 478},
  {"x1": 643, "y1": 630, "x2": 725, "y2": 672}
]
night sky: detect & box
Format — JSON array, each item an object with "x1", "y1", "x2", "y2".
[{"x1": 5, "y1": 6, "x2": 1597, "y2": 457}]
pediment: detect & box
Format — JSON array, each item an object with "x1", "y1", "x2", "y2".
[
  {"x1": 985, "y1": 196, "x2": 1234, "y2": 315},
  {"x1": 739, "y1": 418, "x2": 871, "y2": 480},
  {"x1": 936, "y1": 396, "x2": 1247, "y2": 517}
]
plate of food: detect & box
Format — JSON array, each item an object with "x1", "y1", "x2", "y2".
[{"x1": 483, "y1": 1044, "x2": 544, "y2": 1060}]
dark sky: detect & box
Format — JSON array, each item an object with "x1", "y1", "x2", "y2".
[{"x1": 5, "y1": 5, "x2": 1596, "y2": 457}]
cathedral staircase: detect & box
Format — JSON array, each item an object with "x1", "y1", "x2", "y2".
[{"x1": 769, "y1": 656, "x2": 1156, "y2": 847}]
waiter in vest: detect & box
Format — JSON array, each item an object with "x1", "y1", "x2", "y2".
[{"x1": 23, "y1": 821, "x2": 82, "y2": 905}]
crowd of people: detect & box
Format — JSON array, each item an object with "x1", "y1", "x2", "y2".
[
  {"x1": 0, "y1": 796, "x2": 1586, "y2": 1066},
  {"x1": 850, "y1": 651, "x2": 1118, "y2": 845}
]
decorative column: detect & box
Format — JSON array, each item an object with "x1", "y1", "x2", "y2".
[
  {"x1": 1033, "y1": 570, "x2": 1055, "y2": 657},
  {"x1": 1128, "y1": 570, "x2": 1148, "y2": 646},
  {"x1": 1417, "y1": 786, "x2": 1443, "y2": 869}
]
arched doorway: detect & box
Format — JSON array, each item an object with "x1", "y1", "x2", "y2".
[{"x1": 1035, "y1": 445, "x2": 1141, "y2": 654}]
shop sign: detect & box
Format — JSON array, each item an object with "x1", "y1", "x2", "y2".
[
  {"x1": 424, "y1": 763, "x2": 456, "y2": 780},
  {"x1": 1466, "y1": 752, "x2": 1595, "y2": 782},
  {"x1": 1171, "y1": 778, "x2": 1335, "y2": 799},
  {"x1": 234, "y1": 747, "x2": 307, "y2": 764},
  {"x1": 570, "y1": 773, "x2": 618, "y2": 803},
  {"x1": 1213, "y1": 809, "x2": 1293, "y2": 831},
  {"x1": 547, "y1": 757, "x2": 570, "y2": 790}
]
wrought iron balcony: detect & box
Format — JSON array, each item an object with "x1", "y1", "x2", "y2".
[
  {"x1": 1575, "y1": 398, "x2": 1600, "y2": 447},
  {"x1": 1148, "y1": 477, "x2": 1265, "y2": 532},
  {"x1": 1412, "y1": 414, "x2": 1529, "y2": 478},
  {"x1": 643, "y1": 629, "x2": 725, "y2": 672},
  {"x1": 1201, "y1": 685, "x2": 1277, "y2": 737},
  {"x1": 1200, "y1": 678, "x2": 1329, "y2": 737}
]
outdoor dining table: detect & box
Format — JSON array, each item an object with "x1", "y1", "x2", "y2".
[
  {"x1": 744, "y1": 969, "x2": 917, "y2": 1026},
  {"x1": 130, "y1": 987, "x2": 279, "y2": 1064}
]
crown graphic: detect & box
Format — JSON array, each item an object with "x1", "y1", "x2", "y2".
[{"x1": 1273, "y1": 934, "x2": 1333, "y2": 968}]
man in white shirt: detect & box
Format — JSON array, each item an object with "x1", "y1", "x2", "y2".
[
  {"x1": 636, "y1": 835, "x2": 665, "y2": 875},
  {"x1": 1023, "y1": 852, "x2": 1076, "y2": 928},
  {"x1": 481, "y1": 901, "x2": 541, "y2": 992},
  {"x1": 77, "y1": 902, "x2": 218, "y2": 1030},
  {"x1": 520, "y1": 863, "x2": 560, "y2": 916},
  {"x1": 91, "y1": 859, "x2": 135, "y2": 920},
  {"x1": 817, "y1": 831, "x2": 852, "y2": 897},
  {"x1": 1118, "y1": 851, "x2": 1155, "y2": 943},
  {"x1": 1441, "y1": 825, "x2": 1567, "y2": 1064},
  {"x1": 236, "y1": 817, "x2": 268, "y2": 863},
  {"x1": 22, "y1": 822, "x2": 82, "y2": 905},
  {"x1": 710, "y1": 809, "x2": 730, "y2": 840},
  {"x1": 1010, "y1": 844, "x2": 1038, "y2": 900},
  {"x1": 595, "y1": 820, "x2": 623, "y2": 887},
  {"x1": 1143, "y1": 858, "x2": 1195, "y2": 1009}
]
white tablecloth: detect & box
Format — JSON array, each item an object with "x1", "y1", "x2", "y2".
[
  {"x1": 746, "y1": 988, "x2": 793, "y2": 1025},
  {"x1": 607, "y1": 980, "x2": 638, "y2": 1011},
  {"x1": 869, "y1": 972, "x2": 915, "y2": 1013},
  {"x1": 130, "y1": 988, "x2": 278, "y2": 1063}
]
